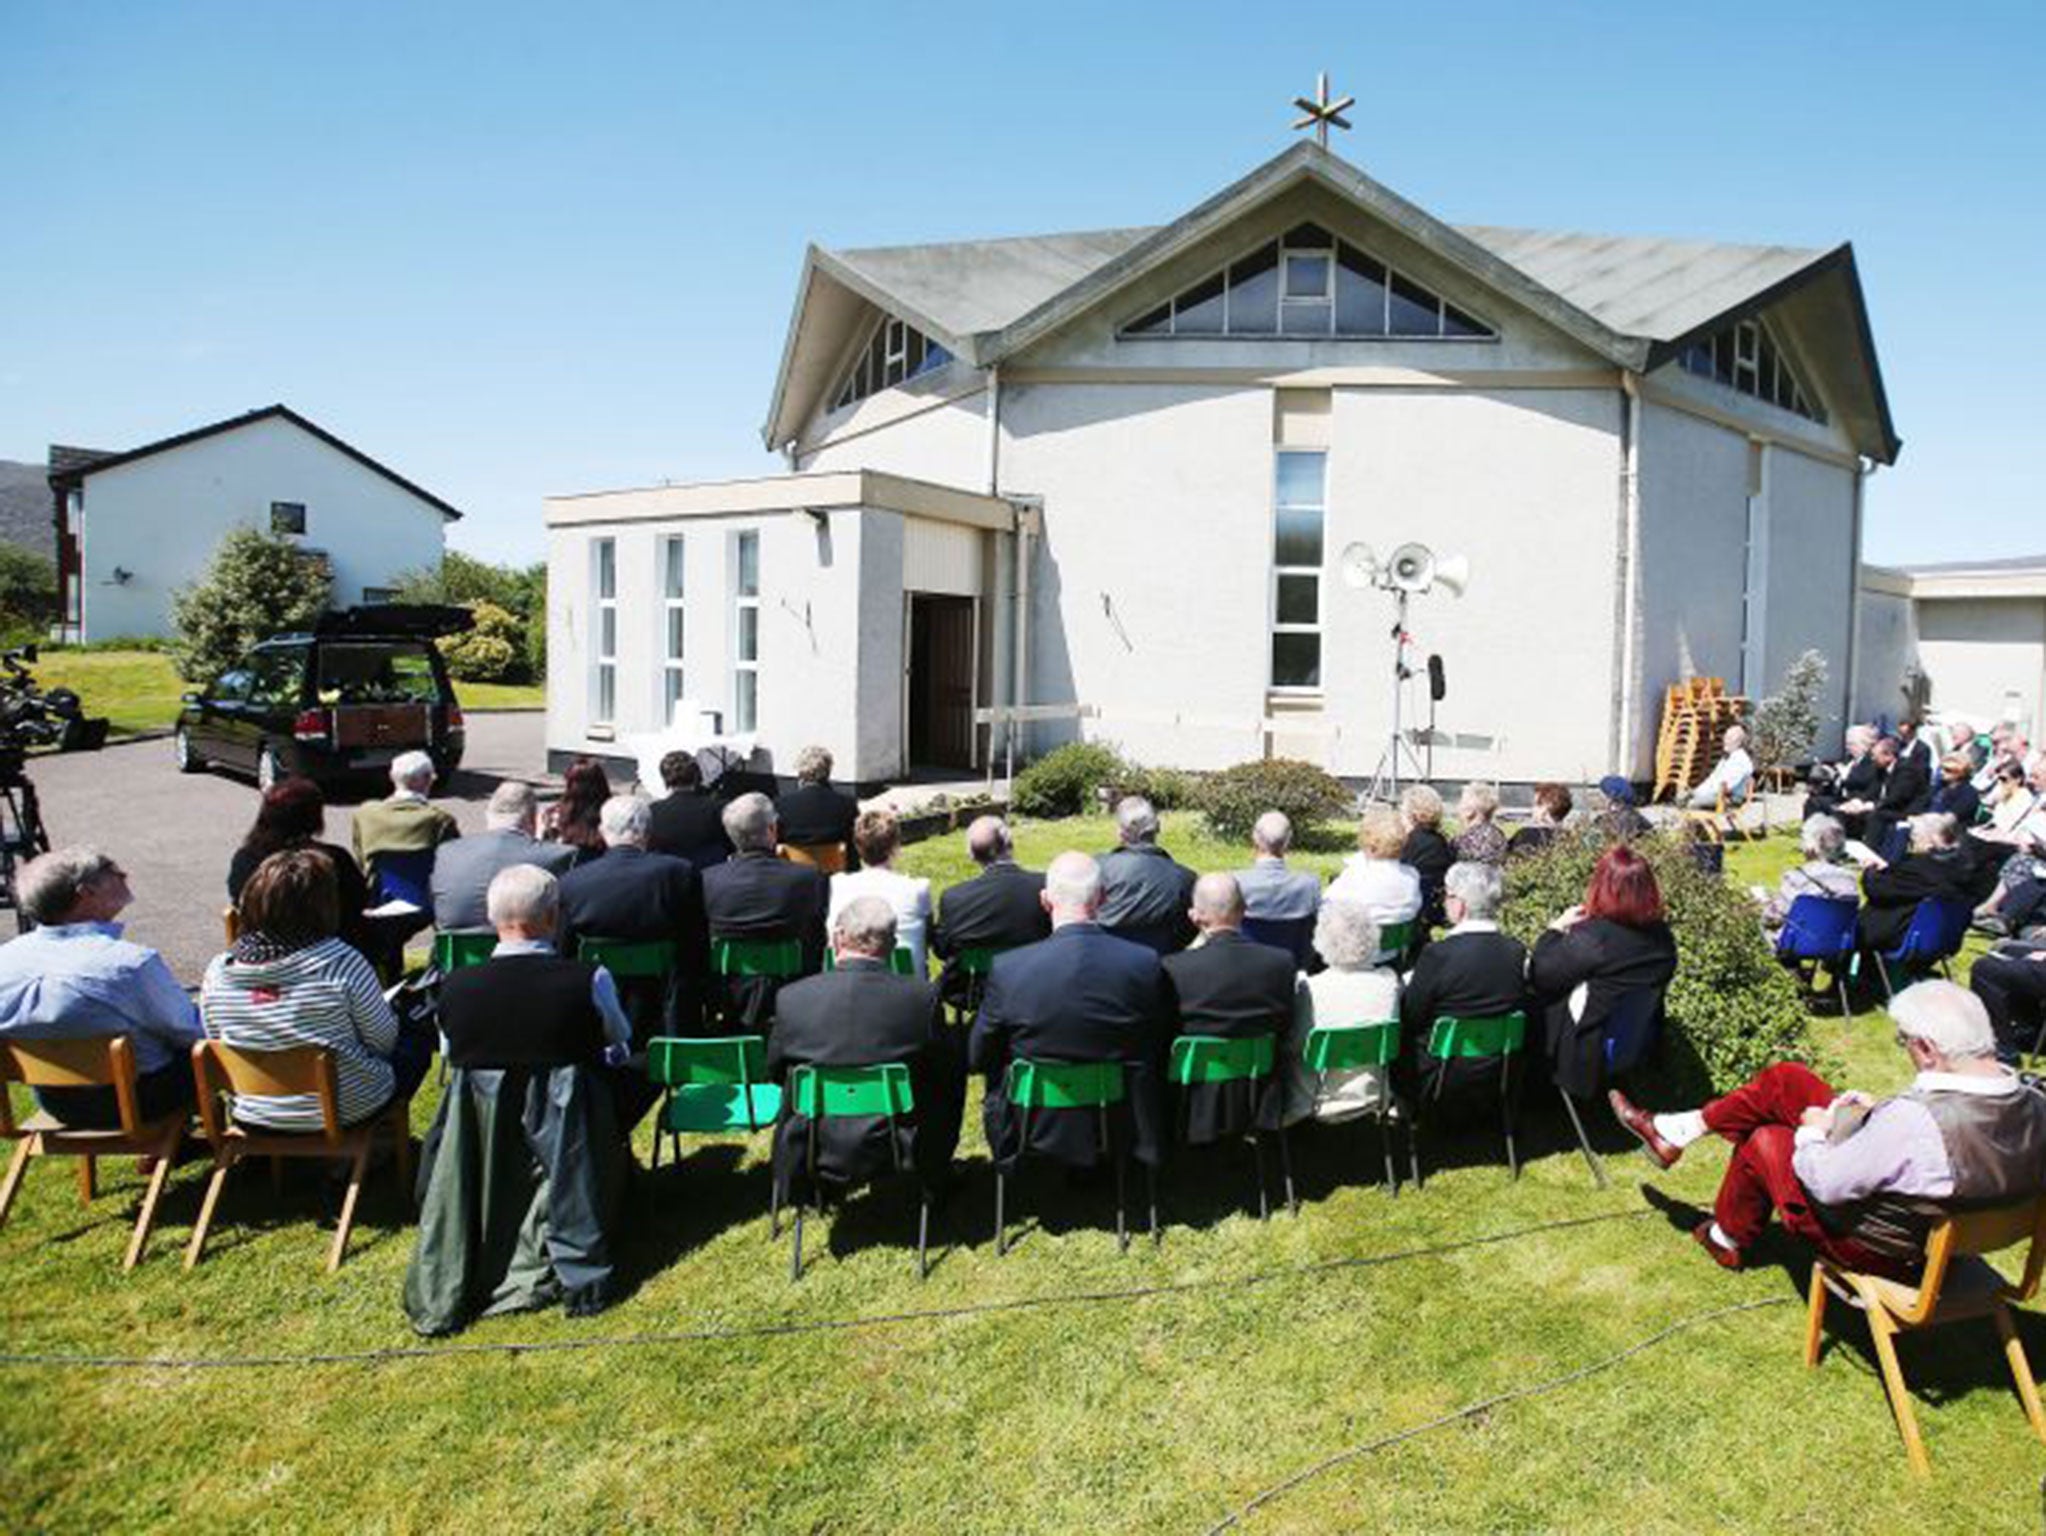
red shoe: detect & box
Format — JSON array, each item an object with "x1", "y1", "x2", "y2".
[
  {"x1": 1608, "y1": 1089, "x2": 1681, "y2": 1169},
  {"x1": 1692, "y1": 1221, "x2": 1743, "y2": 1270}
]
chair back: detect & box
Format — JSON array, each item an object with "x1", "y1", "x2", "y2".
[
  {"x1": 1601, "y1": 988, "x2": 1666, "y2": 1076},
  {"x1": 192, "y1": 1040, "x2": 345, "y2": 1143},
  {"x1": 222, "y1": 905, "x2": 242, "y2": 946},
  {"x1": 1775, "y1": 895, "x2": 1860, "y2": 962},
  {"x1": 1375, "y1": 919, "x2": 1413, "y2": 963},
  {"x1": 1425, "y1": 1011, "x2": 1527, "y2": 1061},
  {"x1": 1889, "y1": 898, "x2": 1974, "y2": 965},
  {"x1": 711, "y1": 935, "x2": 804, "y2": 978},
  {"x1": 780, "y1": 843, "x2": 847, "y2": 875},
  {"x1": 1005, "y1": 1058, "x2": 1126, "y2": 1110},
  {"x1": 1303, "y1": 1020, "x2": 1400, "y2": 1074},
  {"x1": 369, "y1": 848, "x2": 435, "y2": 909},
  {"x1": 1168, "y1": 1034, "x2": 1277, "y2": 1085},
  {"x1": 646, "y1": 1034, "x2": 780, "y2": 1132},
  {"x1": 432, "y1": 929, "x2": 497, "y2": 972},
  {"x1": 957, "y1": 945, "x2": 1007, "y2": 976},
  {"x1": 1240, "y1": 915, "x2": 1315, "y2": 968},
  {"x1": 1902, "y1": 1197, "x2": 2046, "y2": 1324},
  {"x1": 823, "y1": 947, "x2": 917, "y2": 976},
  {"x1": 789, "y1": 1062, "x2": 915, "y2": 1119},
  {"x1": 578, "y1": 936, "x2": 680, "y2": 978},
  {"x1": 0, "y1": 1035, "x2": 142, "y2": 1135}
]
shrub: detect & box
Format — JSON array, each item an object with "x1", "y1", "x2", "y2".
[
  {"x1": 1497, "y1": 830, "x2": 1833, "y2": 1100},
  {"x1": 1012, "y1": 741, "x2": 1129, "y2": 819},
  {"x1": 1751, "y1": 649, "x2": 1828, "y2": 774},
  {"x1": 0, "y1": 546, "x2": 56, "y2": 636},
  {"x1": 168, "y1": 527, "x2": 332, "y2": 685},
  {"x1": 439, "y1": 601, "x2": 523, "y2": 683},
  {"x1": 1116, "y1": 763, "x2": 1199, "y2": 812},
  {"x1": 1198, "y1": 757, "x2": 1349, "y2": 843}
]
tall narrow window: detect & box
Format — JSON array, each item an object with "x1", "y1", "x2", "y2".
[
  {"x1": 592, "y1": 538, "x2": 617, "y2": 725},
  {"x1": 732, "y1": 531, "x2": 759, "y2": 732},
  {"x1": 1271, "y1": 452, "x2": 1326, "y2": 691},
  {"x1": 660, "y1": 535, "x2": 686, "y2": 724}
]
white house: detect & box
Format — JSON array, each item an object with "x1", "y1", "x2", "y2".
[
  {"x1": 1856, "y1": 558, "x2": 2046, "y2": 740},
  {"x1": 546, "y1": 141, "x2": 1898, "y2": 790},
  {"x1": 50, "y1": 404, "x2": 461, "y2": 641}
]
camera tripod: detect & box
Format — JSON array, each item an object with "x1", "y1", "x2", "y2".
[{"x1": 0, "y1": 762, "x2": 51, "y2": 933}]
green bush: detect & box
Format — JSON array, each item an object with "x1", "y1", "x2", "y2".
[
  {"x1": 395, "y1": 552, "x2": 546, "y2": 681},
  {"x1": 0, "y1": 546, "x2": 56, "y2": 638},
  {"x1": 1116, "y1": 763, "x2": 1199, "y2": 812},
  {"x1": 1012, "y1": 741, "x2": 1129, "y2": 819},
  {"x1": 439, "y1": 601, "x2": 524, "y2": 683},
  {"x1": 1498, "y1": 831, "x2": 1833, "y2": 1100},
  {"x1": 168, "y1": 527, "x2": 332, "y2": 685},
  {"x1": 1197, "y1": 757, "x2": 1350, "y2": 843}
]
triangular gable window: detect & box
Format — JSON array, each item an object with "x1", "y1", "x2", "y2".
[
  {"x1": 1676, "y1": 316, "x2": 1826, "y2": 425},
  {"x1": 832, "y1": 314, "x2": 953, "y2": 411},
  {"x1": 1119, "y1": 223, "x2": 1495, "y2": 341}
]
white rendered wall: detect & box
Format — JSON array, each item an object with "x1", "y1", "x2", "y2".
[
  {"x1": 1914, "y1": 597, "x2": 2046, "y2": 737},
  {"x1": 1761, "y1": 446, "x2": 1856, "y2": 747},
  {"x1": 1852, "y1": 583, "x2": 1917, "y2": 729},
  {"x1": 76, "y1": 415, "x2": 448, "y2": 639}
]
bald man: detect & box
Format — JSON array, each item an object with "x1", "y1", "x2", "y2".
[
  {"x1": 1161, "y1": 872, "x2": 1300, "y2": 1145},
  {"x1": 930, "y1": 815, "x2": 1050, "y2": 1012}
]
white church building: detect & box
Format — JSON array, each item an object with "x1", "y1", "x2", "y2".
[{"x1": 545, "y1": 139, "x2": 1898, "y2": 790}]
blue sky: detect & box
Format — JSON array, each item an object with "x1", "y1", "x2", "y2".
[{"x1": 4, "y1": 1, "x2": 2039, "y2": 567}]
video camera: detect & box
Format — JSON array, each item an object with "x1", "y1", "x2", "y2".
[{"x1": 0, "y1": 645, "x2": 109, "y2": 779}]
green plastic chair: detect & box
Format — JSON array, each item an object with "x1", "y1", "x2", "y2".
[
  {"x1": 1376, "y1": 919, "x2": 1413, "y2": 963},
  {"x1": 645, "y1": 1035, "x2": 784, "y2": 1231},
  {"x1": 577, "y1": 936, "x2": 680, "y2": 978},
  {"x1": 785, "y1": 1063, "x2": 928, "y2": 1281},
  {"x1": 995, "y1": 1058, "x2": 1156, "y2": 1256},
  {"x1": 710, "y1": 936, "x2": 804, "y2": 978},
  {"x1": 432, "y1": 929, "x2": 497, "y2": 972},
  {"x1": 946, "y1": 944, "x2": 1011, "y2": 1026},
  {"x1": 822, "y1": 947, "x2": 917, "y2": 976},
  {"x1": 1167, "y1": 1034, "x2": 1295, "y2": 1220},
  {"x1": 1416, "y1": 1011, "x2": 1527, "y2": 1185},
  {"x1": 1303, "y1": 1020, "x2": 1409, "y2": 1195}
]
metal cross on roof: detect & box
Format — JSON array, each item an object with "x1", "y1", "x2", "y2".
[{"x1": 1291, "y1": 72, "x2": 1354, "y2": 149}]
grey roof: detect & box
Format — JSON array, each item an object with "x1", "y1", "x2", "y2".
[
  {"x1": 1895, "y1": 554, "x2": 2046, "y2": 576},
  {"x1": 0, "y1": 460, "x2": 54, "y2": 562},
  {"x1": 832, "y1": 228, "x2": 1156, "y2": 341}
]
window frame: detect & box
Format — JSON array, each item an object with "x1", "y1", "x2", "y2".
[
  {"x1": 830, "y1": 314, "x2": 954, "y2": 414},
  {"x1": 731, "y1": 529, "x2": 760, "y2": 733},
  {"x1": 270, "y1": 500, "x2": 307, "y2": 535},
  {"x1": 1269, "y1": 448, "x2": 1328, "y2": 696},
  {"x1": 1677, "y1": 314, "x2": 1826, "y2": 425},
  {"x1": 660, "y1": 534, "x2": 686, "y2": 725},
  {"x1": 591, "y1": 537, "x2": 617, "y2": 727}
]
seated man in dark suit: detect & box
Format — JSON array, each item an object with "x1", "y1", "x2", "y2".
[
  {"x1": 930, "y1": 815, "x2": 1051, "y2": 1012},
  {"x1": 1398, "y1": 861, "x2": 1529, "y2": 1108},
  {"x1": 1857, "y1": 811, "x2": 1974, "y2": 954},
  {"x1": 767, "y1": 896, "x2": 963, "y2": 1204},
  {"x1": 1804, "y1": 725, "x2": 1878, "y2": 824},
  {"x1": 774, "y1": 744, "x2": 858, "y2": 871},
  {"x1": 647, "y1": 751, "x2": 732, "y2": 871},
  {"x1": 970, "y1": 851, "x2": 1168, "y2": 1173},
  {"x1": 1097, "y1": 796, "x2": 1197, "y2": 954},
  {"x1": 1162, "y1": 873, "x2": 1298, "y2": 1145},
  {"x1": 557, "y1": 795, "x2": 707, "y2": 1042},
  {"x1": 701, "y1": 791, "x2": 828, "y2": 1030},
  {"x1": 431, "y1": 780, "x2": 576, "y2": 933},
  {"x1": 1838, "y1": 735, "x2": 1931, "y2": 855}
]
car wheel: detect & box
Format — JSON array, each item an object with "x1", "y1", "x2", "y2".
[
  {"x1": 256, "y1": 744, "x2": 284, "y2": 793},
  {"x1": 174, "y1": 726, "x2": 203, "y2": 774}
]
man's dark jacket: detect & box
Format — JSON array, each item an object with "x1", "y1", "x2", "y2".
[
  {"x1": 648, "y1": 789, "x2": 732, "y2": 870},
  {"x1": 969, "y1": 922, "x2": 1167, "y2": 1169},
  {"x1": 1097, "y1": 843, "x2": 1198, "y2": 954},
  {"x1": 1161, "y1": 929, "x2": 1297, "y2": 1142},
  {"x1": 766, "y1": 957, "x2": 962, "y2": 1198},
  {"x1": 1859, "y1": 847, "x2": 1974, "y2": 952},
  {"x1": 775, "y1": 782, "x2": 858, "y2": 860},
  {"x1": 702, "y1": 849, "x2": 829, "y2": 1027},
  {"x1": 1399, "y1": 927, "x2": 1529, "y2": 1101},
  {"x1": 930, "y1": 860, "x2": 1051, "y2": 1007},
  {"x1": 557, "y1": 844, "x2": 706, "y2": 1039}
]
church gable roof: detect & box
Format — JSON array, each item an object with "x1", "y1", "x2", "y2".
[{"x1": 766, "y1": 142, "x2": 1897, "y2": 463}]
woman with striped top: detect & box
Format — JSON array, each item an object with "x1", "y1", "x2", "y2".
[{"x1": 201, "y1": 848, "x2": 433, "y2": 1132}]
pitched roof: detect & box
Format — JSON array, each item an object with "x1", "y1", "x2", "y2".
[
  {"x1": 1895, "y1": 554, "x2": 2046, "y2": 576},
  {"x1": 48, "y1": 404, "x2": 462, "y2": 520},
  {"x1": 766, "y1": 142, "x2": 1898, "y2": 463}
]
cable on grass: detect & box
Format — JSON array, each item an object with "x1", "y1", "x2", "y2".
[
  {"x1": 0, "y1": 1207, "x2": 1656, "y2": 1372},
  {"x1": 1199, "y1": 1295, "x2": 1794, "y2": 1534}
]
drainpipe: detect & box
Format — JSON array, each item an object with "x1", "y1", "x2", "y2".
[
  {"x1": 1844, "y1": 456, "x2": 1871, "y2": 726},
  {"x1": 1613, "y1": 372, "x2": 1643, "y2": 778}
]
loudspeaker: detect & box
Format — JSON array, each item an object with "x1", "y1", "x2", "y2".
[{"x1": 1428, "y1": 654, "x2": 1447, "y2": 703}]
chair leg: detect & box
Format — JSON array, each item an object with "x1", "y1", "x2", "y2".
[
  {"x1": 184, "y1": 1161, "x2": 230, "y2": 1270},
  {"x1": 1378, "y1": 1114, "x2": 1396, "y2": 1196},
  {"x1": 1502, "y1": 1060, "x2": 1519, "y2": 1181},
  {"x1": 1146, "y1": 1163, "x2": 1160, "y2": 1247},
  {"x1": 994, "y1": 1166, "x2": 1008, "y2": 1257},
  {"x1": 1558, "y1": 1087, "x2": 1609, "y2": 1188},
  {"x1": 1993, "y1": 1302, "x2": 2046, "y2": 1445},
  {"x1": 122, "y1": 1128, "x2": 180, "y2": 1271},
  {"x1": 768, "y1": 1168, "x2": 782, "y2": 1239},
  {"x1": 329, "y1": 1145, "x2": 370, "y2": 1274},
  {"x1": 1113, "y1": 1145, "x2": 1129, "y2": 1254},
  {"x1": 1865, "y1": 1307, "x2": 1931, "y2": 1475},
  {"x1": 915, "y1": 1189, "x2": 929, "y2": 1281},
  {"x1": 77, "y1": 1154, "x2": 95, "y2": 1204},
  {"x1": 1277, "y1": 1122, "x2": 1297, "y2": 1217},
  {"x1": 1837, "y1": 976, "x2": 1853, "y2": 1022},
  {"x1": 1251, "y1": 1131, "x2": 1270, "y2": 1222},
  {"x1": 791, "y1": 1200, "x2": 806, "y2": 1282},
  {"x1": 0, "y1": 1136, "x2": 33, "y2": 1226},
  {"x1": 1876, "y1": 955, "x2": 1896, "y2": 1007},
  {"x1": 1803, "y1": 1264, "x2": 1830, "y2": 1367}
]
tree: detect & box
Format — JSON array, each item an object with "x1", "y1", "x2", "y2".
[
  {"x1": 0, "y1": 546, "x2": 56, "y2": 642},
  {"x1": 439, "y1": 600, "x2": 523, "y2": 683},
  {"x1": 1750, "y1": 648, "x2": 1828, "y2": 775},
  {"x1": 168, "y1": 527, "x2": 332, "y2": 684},
  {"x1": 393, "y1": 552, "x2": 546, "y2": 680}
]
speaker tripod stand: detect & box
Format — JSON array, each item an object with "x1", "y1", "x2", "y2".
[{"x1": 1362, "y1": 589, "x2": 1428, "y2": 805}]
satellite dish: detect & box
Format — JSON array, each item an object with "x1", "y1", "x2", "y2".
[
  {"x1": 1433, "y1": 553, "x2": 1471, "y2": 599},
  {"x1": 1339, "y1": 541, "x2": 1379, "y2": 591},
  {"x1": 1386, "y1": 542, "x2": 1436, "y2": 593}
]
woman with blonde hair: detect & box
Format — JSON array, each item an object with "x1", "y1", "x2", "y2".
[
  {"x1": 825, "y1": 808, "x2": 933, "y2": 973},
  {"x1": 1324, "y1": 805, "x2": 1422, "y2": 962}
]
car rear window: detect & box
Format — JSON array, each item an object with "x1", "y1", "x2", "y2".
[{"x1": 316, "y1": 642, "x2": 443, "y2": 705}]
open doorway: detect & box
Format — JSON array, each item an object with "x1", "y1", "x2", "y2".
[{"x1": 907, "y1": 594, "x2": 977, "y2": 770}]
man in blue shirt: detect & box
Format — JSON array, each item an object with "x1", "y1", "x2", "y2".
[{"x1": 0, "y1": 848, "x2": 203, "y2": 1127}]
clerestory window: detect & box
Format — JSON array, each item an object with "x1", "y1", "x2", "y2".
[
  {"x1": 831, "y1": 314, "x2": 954, "y2": 411},
  {"x1": 1120, "y1": 222, "x2": 1495, "y2": 342},
  {"x1": 1676, "y1": 317, "x2": 1826, "y2": 424}
]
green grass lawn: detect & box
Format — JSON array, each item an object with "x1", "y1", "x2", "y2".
[
  {"x1": 29, "y1": 649, "x2": 544, "y2": 737},
  {"x1": 4, "y1": 823, "x2": 2043, "y2": 1532}
]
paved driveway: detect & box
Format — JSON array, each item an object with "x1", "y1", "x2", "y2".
[{"x1": 16, "y1": 712, "x2": 550, "y2": 986}]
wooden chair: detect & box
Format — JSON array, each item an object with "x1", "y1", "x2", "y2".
[
  {"x1": 779, "y1": 842, "x2": 847, "y2": 875},
  {"x1": 185, "y1": 1040, "x2": 412, "y2": 1273},
  {"x1": 0, "y1": 1036, "x2": 188, "y2": 1270},
  {"x1": 1681, "y1": 783, "x2": 1759, "y2": 844},
  {"x1": 1804, "y1": 1196, "x2": 2046, "y2": 1475},
  {"x1": 222, "y1": 906, "x2": 242, "y2": 946}
]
